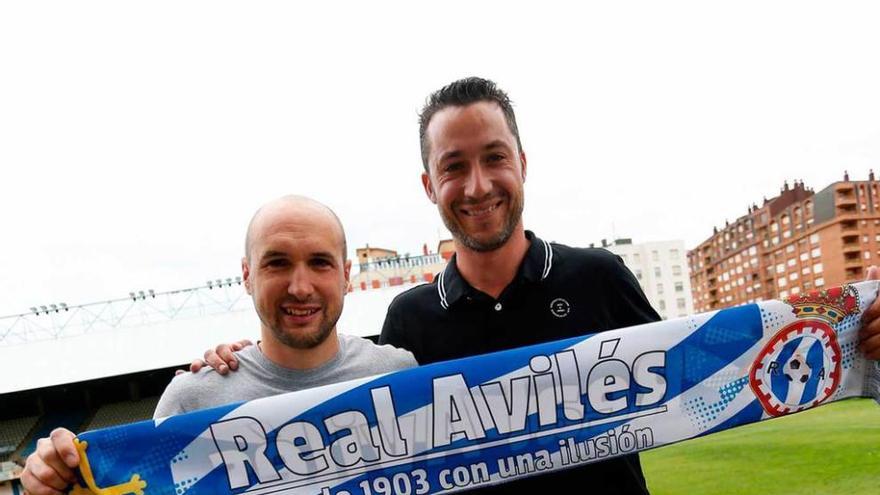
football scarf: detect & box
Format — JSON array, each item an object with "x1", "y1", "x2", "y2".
[{"x1": 69, "y1": 282, "x2": 880, "y2": 495}]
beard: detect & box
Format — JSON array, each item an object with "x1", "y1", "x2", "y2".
[
  {"x1": 266, "y1": 302, "x2": 341, "y2": 350},
  {"x1": 440, "y1": 192, "x2": 524, "y2": 252}
]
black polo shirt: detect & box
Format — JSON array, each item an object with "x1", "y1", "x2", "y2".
[{"x1": 379, "y1": 231, "x2": 660, "y2": 494}]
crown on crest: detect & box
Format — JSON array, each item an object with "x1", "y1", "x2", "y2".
[{"x1": 785, "y1": 285, "x2": 859, "y2": 324}]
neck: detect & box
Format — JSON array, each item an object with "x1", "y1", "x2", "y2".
[
  {"x1": 259, "y1": 328, "x2": 340, "y2": 370},
  {"x1": 455, "y1": 223, "x2": 529, "y2": 299}
]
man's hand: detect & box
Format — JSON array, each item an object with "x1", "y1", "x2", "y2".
[
  {"x1": 177, "y1": 339, "x2": 254, "y2": 376},
  {"x1": 21, "y1": 427, "x2": 79, "y2": 495},
  {"x1": 860, "y1": 266, "x2": 880, "y2": 360}
]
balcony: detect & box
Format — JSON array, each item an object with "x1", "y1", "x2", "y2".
[
  {"x1": 844, "y1": 257, "x2": 863, "y2": 267},
  {"x1": 837, "y1": 203, "x2": 858, "y2": 215},
  {"x1": 840, "y1": 221, "x2": 858, "y2": 232},
  {"x1": 836, "y1": 191, "x2": 856, "y2": 205},
  {"x1": 846, "y1": 266, "x2": 864, "y2": 280}
]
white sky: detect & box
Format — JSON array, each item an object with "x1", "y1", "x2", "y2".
[{"x1": 1, "y1": 1, "x2": 879, "y2": 316}]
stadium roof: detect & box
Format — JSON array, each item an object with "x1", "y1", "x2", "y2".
[{"x1": 0, "y1": 283, "x2": 416, "y2": 395}]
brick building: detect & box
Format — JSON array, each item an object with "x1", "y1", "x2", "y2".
[{"x1": 688, "y1": 171, "x2": 880, "y2": 312}]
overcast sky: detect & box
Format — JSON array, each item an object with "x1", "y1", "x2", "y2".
[{"x1": 1, "y1": 1, "x2": 879, "y2": 316}]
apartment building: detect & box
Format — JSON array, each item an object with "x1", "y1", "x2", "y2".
[
  {"x1": 688, "y1": 172, "x2": 880, "y2": 312},
  {"x1": 605, "y1": 238, "x2": 694, "y2": 319}
]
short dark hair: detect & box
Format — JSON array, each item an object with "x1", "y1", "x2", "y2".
[{"x1": 418, "y1": 77, "x2": 523, "y2": 171}]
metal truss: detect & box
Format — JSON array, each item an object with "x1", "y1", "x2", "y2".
[{"x1": 0, "y1": 278, "x2": 249, "y2": 347}]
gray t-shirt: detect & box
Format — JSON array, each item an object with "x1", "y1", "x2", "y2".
[{"x1": 154, "y1": 334, "x2": 417, "y2": 418}]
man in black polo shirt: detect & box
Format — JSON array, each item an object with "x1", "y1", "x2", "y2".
[{"x1": 378, "y1": 77, "x2": 660, "y2": 494}]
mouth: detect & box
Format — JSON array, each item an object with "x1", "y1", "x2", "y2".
[
  {"x1": 282, "y1": 307, "x2": 319, "y2": 316},
  {"x1": 459, "y1": 199, "x2": 504, "y2": 218}
]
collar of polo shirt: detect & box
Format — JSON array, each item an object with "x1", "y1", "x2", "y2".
[{"x1": 436, "y1": 231, "x2": 554, "y2": 309}]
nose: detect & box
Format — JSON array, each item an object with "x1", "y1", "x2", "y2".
[
  {"x1": 464, "y1": 163, "x2": 492, "y2": 199},
  {"x1": 287, "y1": 267, "x2": 314, "y2": 301}
]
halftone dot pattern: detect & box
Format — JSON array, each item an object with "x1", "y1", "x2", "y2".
[
  {"x1": 760, "y1": 306, "x2": 787, "y2": 332},
  {"x1": 83, "y1": 424, "x2": 179, "y2": 494},
  {"x1": 841, "y1": 340, "x2": 858, "y2": 369},
  {"x1": 837, "y1": 313, "x2": 860, "y2": 337},
  {"x1": 718, "y1": 376, "x2": 749, "y2": 404},
  {"x1": 703, "y1": 324, "x2": 737, "y2": 345},
  {"x1": 683, "y1": 377, "x2": 749, "y2": 431},
  {"x1": 90, "y1": 425, "x2": 131, "y2": 476},
  {"x1": 686, "y1": 316, "x2": 702, "y2": 333},
  {"x1": 176, "y1": 475, "x2": 199, "y2": 494},
  {"x1": 703, "y1": 370, "x2": 739, "y2": 389},
  {"x1": 683, "y1": 396, "x2": 716, "y2": 431}
]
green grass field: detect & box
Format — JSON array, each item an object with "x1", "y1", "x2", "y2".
[{"x1": 641, "y1": 398, "x2": 880, "y2": 494}]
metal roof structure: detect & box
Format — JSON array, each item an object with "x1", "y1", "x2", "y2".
[{"x1": 0, "y1": 280, "x2": 419, "y2": 395}]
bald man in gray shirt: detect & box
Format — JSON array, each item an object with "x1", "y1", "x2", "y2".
[{"x1": 22, "y1": 195, "x2": 416, "y2": 495}]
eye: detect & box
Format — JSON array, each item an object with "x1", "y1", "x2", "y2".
[
  {"x1": 443, "y1": 162, "x2": 464, "y2": 173},
  {"x1": 265, "y1": 258, "x2": 288, "y2": 268},
  {"x1": 486, "y1": 153, "x2": 506, "y2": 163},
  {"x1": 310, "y1": 258, "x2": 334, "y2": 269}
]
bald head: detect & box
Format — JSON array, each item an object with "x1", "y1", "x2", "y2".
[{"x1": 244, "y1": 195, "x2": 347, "y2": 265}]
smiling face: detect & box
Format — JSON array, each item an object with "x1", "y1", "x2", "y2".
[
  {"x1": 242, "y1": 198, "x2": 351, "y2": 350},
  {"x1": 422, "y1": 101, "x2": 527, "y2": 252}
]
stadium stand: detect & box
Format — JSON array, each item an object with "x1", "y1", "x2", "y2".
[
  {"x1": 16, "y1": 410, "x2": 90, "y2": 459},
  {"x1": 0, "y1": 280, "x2": 411, "y2": 493},
  {"x1": 0, "y1": 417, "x2": 38, "y2": 462},
  {"x1": 86, "y1": 396, "x2": 160, "y2": 430}
]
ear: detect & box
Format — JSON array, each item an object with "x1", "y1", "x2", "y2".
[
  {"x1": 519, "y1": 151, "x2": 528, "y2": 182},
  {"x1": 342, "y1": 258, "x2": 352, "y2": 294},
  {"x1": 421, "y1": 171, "x2": 438, "y2": 204},
  {"x1": 241, "y1": 257, "x2": 253, "y2": 295}
]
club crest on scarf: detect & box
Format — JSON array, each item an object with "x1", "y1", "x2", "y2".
[{"x1": 748, "y1": 286, "x2": 858, "y2": 417}]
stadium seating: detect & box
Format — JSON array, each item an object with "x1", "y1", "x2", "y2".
[
  {"x1": 85, "y1": 397, "x2": 160, "y2": 430},
  {"x1": 16, "y1": 410, "x2": 90, "y2": 459},
  {"x1": 0, "y1": 417, "x2": 38, "y2": 462}
]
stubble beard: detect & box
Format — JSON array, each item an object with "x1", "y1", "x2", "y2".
[
  {"x1": 267, "y1": 304, "x2": 341, "y2": 350},
  {"x1": 441, "y1": 193, "x2": 524, "y2": 252}
]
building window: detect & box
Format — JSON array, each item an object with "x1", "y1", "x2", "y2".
[
  {"x1": 635, "y1": 269, "x2": 642, "y2": 280},
  {"x1": 677, "y1": 298, "x2": 686, "y2": 309},
  {"x1": 634, "y1": 253, "x2": 640, "y2": 263},
  {"x1": 811, "y1": 247, "x2": 821, "y2": 258},
  {"x1": 786, "y1": 245, "x2": 795, "y2": 253},
  {"x1": 787, "y1": 259, "x2": 796, "y2": 267},
  {"x1": 810, "y1": 233, "x2": 820, "y2": 244},
  {"x1": 657, "y1": 284, "x2": 664, "y2": 295},
  {"x1": 813, "y1": 263, "x2": 823, "y2": 274},
  {"x1": 655, "y1": 267, "x2": 662, "y2": 277},
  {"x1": 789, "y1": 272, "x2": 798, "y2": 281},
  {"x1": 865, "y1": 251, "x2": 872, "y2": 260},
  {"x1": 800, "y1": 252, "x2": 809, "y2": 261},
  {"x1": 652, "y1": 250, "x2": 659, "y2": 262},
  {"x1": 675, "y1": 282, "x2": 684, "y2": 292},
  {"x1": 776, "y1": 264, "x2": 785, "y2": 274},
  {"x1": 658, "y1": 300, "x2": 666, "y2": 310},
  {"x1": 778, "y1": 278, "x2": 787, "y2": 287},
  {"x1": 672, "y1": 265, "x2": 682, "y2": 276},
  {"x1": 802, "y1": 267, "x2": 810, "y2": 275},
  {"x1": 669, "y1": 249, "x2": 679, "y2": 258},
  {"x1": 815, "y1": 277, "x2": 825, "y2": 287}
]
